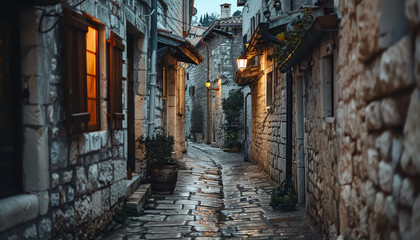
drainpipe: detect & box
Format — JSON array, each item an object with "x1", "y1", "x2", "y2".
[
  {"x1": 147, "y1": 0, "x2": 158, "y2": 138},
  {"x1": 244, "y1": 92, "x2": 251, "y2": 162},
  {"x1": 286, "y1": 69, "x2": 293, "y2": 190},
  {"x1": 297, "y1": 76, "x2": 305, "y2": 203},
  {"x1": 202, "y1": 39, "x2": 210, "y2": 144}
]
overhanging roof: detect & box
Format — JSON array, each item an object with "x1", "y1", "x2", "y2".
[
  {"x1": 158, "y1": 30, "x2": 203, "y2": 65},
  {"x1": 279, "y1": 14, "x2": 338, "y2": 72},
  {"x1": 244, "y1": 22, "x2": 282, "y2": 58}
]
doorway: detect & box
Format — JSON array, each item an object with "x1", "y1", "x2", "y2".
[
  {"x1": 127, "y1": 33, "x2": 135, "y2": 175},
  {"x1": 0, "y1": 8, "x2": 22, "y2": 198}
]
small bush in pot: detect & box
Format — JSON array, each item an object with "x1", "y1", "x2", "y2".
[{"x1": 137, "y1": 129, "x2": 178, "y2": 194}]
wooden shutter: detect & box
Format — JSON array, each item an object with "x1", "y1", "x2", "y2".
[
  {"x1": 63, "y1": 7, "x2": 90, "y2": 134},
  {"x1": 107, "y1": 31, "x2": 125, "y2": 129}
]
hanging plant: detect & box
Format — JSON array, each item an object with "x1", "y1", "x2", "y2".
[{"x1": 268, "y1": 8, "x2": 314, "y2": 66}]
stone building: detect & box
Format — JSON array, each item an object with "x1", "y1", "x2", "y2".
[
  {"x1": 186, "y1": 3, "x2": 250, "y2": 148},
  {"x1": 0, "y1": 0, "x2": 198, "y2": 238},
  {"x1": 238, "y1": 0, "x2": 420, "y2": 239}
]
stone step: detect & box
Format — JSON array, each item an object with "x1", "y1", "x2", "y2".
[
  {"x1": 126, "y1": 183, "x2": 152, "y2": 213},
  {"x1": 125, "y1": 173, "x2": 142, "y2": 198}
]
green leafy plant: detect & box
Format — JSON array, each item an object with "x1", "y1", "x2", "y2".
[
  {"x1": 137, "y1": 129, "x2": 176, "y2": 166},
  {"x1": 270, "y1": 187, "x2": 297, "y2": 207},
  {"x1": 268, "y1": 8, "x2": 314, "y2": 66},
  {"x1": 222, "y1": 89, "x2": 244, "y2": 149}
]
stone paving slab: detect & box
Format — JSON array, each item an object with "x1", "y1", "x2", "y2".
[{"x1": 100, "y1": 142, "x2": 320, "y2": 239}]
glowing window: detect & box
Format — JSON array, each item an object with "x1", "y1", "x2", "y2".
[{"x1": 86, "y1": 26, "x2": 99, "y2": 129}]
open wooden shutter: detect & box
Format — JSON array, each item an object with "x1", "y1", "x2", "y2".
[
  {"x1": 107, "y1": 31, "x2": 125, "y2": 129},
  {"x1": 63, "y1": 7, "x2": 90, "y2": 134}
]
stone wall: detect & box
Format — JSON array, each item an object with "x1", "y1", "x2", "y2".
[
  {"x1": 297, "y1": 36, "x2": 340, "y2": 236},
  {"x1": 303, "y1": 0, "x2": 420, "y2": 238},
  {"x1": 324, "y1": 0, "x2": 419, "y2": 238},
  {"x1": 0, "y1": 1, "x2": 150, "y2": 238},
  {"x1": 249, "y1": 50, "x2": 289, "y2": 185}
]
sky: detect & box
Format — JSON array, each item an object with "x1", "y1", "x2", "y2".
[{"x1": 193, "y1": 0, "x2": 243, "y2": 22}]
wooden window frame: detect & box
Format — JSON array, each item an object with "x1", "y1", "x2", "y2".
[
  {"x1": 86, "y1": 22, "x2": 100, "y2": 132},
  {"x1": 177, "y1": 67, "x2": 185, "y2": 116},
  {"x1": 162, "y1": 66, "x2": 167, "y2": 98},
  {"x1": 322, "y1": 55, "x2": 334, "y2": 117},
  {"x1": 266, "y1": 71, "x2": 273, "y2": 108},
  {"x1": 107, "y1": 31, "x2": 125, "y2": 130},
  {"x1": 63, "y1": 7, "x2": 90, "y2": 135}
]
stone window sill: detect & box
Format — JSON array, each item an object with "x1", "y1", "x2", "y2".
[{"x1": 0, "y1": 194, "x2": 39, "y2": 232}]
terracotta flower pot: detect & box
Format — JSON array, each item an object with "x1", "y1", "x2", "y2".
[{"x1": 150, "y1": 163, "x2": 179, "y2": 194}]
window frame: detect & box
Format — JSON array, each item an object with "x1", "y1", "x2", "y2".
[
  {"x1": 162, "y1": 66, "x2": 167, "y2": 98},
  {"x1": 107, "y1": 31, "x2": 125, "y2": 130},
  {"x1": 63, "y1": 7, "x2": 90, "y2": 135},
  {"x1": 86, "y1": 22, "x2": 101, "y2": 132},
  {"x1": 322, "y1": 54, "x2": 334, "y2": 118},
  {"x1": 266, "y1": 71, "x2": 274, "y2": 108}
]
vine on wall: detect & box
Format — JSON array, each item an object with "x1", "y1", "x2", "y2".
[
  {"x1": 222, "y1": 89, "x2": 244, "y2": 149},
  {"x1": 269, "y1": 8, "x2": 314, "y2": 66}
]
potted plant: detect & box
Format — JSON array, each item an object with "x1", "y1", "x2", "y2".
[
  {"x1": 270, "y1": 183, "x2": 297, "y2": 212},
  {"x1": 137, "y1": 129, "x2": 178, "y2": 194}
]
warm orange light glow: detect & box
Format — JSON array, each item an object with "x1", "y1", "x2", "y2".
[
  {"x1": 205, "y1": 81, "x2": 211, "y2": 88},
  {"x1": 236, "y1": 56, "x2": 248, "y2": 71},
  {"x1": 162, "y1": 67, "x2": 166, "y2": 97},
  {"x1": 86, "y1": 26, "x2": 98, "y2": 127}
]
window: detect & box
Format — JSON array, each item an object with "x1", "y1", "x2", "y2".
[
  {"x1": 189, "y1": 86, "x2": 195, "y2": 96},
  {"x1": 266, "y1": 71, "x2": 274, "y2": 107},
  {"x1": 0, "y1": 9, "x2": 22, "y2": 198},
  {"x1": 251, "y1": 16, "x2": 255, "y2": 36},
  {"x1": 256, "y1": 11, "x2": 260, "y2": 25},
  {"x1": 322, "y1": 55, "x2": 334, "y2": 117},
  {"x1": 63, "y1": 7, "x2": 90, "y2": 134},
  {"x1": 162, "y1": 67, "x2": 167, "y2": 97},
  {"x1": 86, "y1": 25, "x2": 99, "y2": 131},
  {"x1": 64, "y1": 8, "x2": 124, "y2": 133},
  {"x1": 177, "y1": 67, "x2": 185, "y2": 115},
  {"x1": 108, "y1": 31, "x2": 125, "y2": 129}
]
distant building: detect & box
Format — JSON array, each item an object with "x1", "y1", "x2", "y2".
[{"x1": 186, "y1": 3, "x2": 250, "y2": 149}]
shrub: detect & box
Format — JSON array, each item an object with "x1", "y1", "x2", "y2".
[
  {"x1": 222, "y1": 89, "x2": 244, "y2": 147},
  {"x1": 137, "y1": 129, "x2": 176, "y2": 166}
]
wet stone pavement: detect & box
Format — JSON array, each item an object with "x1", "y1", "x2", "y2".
[{"x1": 102, "y1": 142, "x2": 320, "y2": 239}]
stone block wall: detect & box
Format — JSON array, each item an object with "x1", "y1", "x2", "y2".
[
  {"x1": 304, "y1": 0, "x2": 420, "y2": 238},
  {"x1": 0, "y1": 1, "x2": 150, "y2": 239},
  {"x1": 250, "y1": 50, "x2": 289, "y2": 184},
  {"x1": 298, "y1": 37, "x2": 340, "y2": 236}
]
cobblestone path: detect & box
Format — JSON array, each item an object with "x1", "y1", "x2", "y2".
[{"x1": 103, "y1": 142, "x2": 320, "y2": 239}]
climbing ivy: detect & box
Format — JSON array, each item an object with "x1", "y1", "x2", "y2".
[
  {"x1": 222, "y1": 89, "x2": 244, "y2": 149},
  {"x1": 268, "y1": 8, "x2": 314, "y2": 66}
]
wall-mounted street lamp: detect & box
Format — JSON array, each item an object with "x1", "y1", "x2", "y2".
[
  {"x1": 206, "y1": 79, "x2": 219, "y2": 144},
  {"x1": 236, "y1": 55, "x2": 248, "y2": 71}
]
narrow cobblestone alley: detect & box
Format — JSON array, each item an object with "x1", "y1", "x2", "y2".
[{"x1": 102, "y1": 142, "x2": 320, "y2": 239}]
